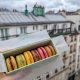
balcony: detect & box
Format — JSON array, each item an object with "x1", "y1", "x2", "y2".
[{"x1": 49, "y1": 28, "x2": 79, "y2": 37}]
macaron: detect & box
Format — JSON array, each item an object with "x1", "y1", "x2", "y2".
[
  {"x1": 31, "y1": 50, "x2": 39, "y2": 62},
  {"x1": 24, "y1": 51, "x2": 34, "y2": 64},
  {"x1": 24, "y1": 52, "x2": 31, "y2": 64},
  {"x1": 6, "y1": 58, "x2": 13, "y2": 72},
  {"x1": 16, "y1": 54, "x2": 26, "y2": 68},
  {"x1": 37, "y1": 48, "x2": 45, "y2": 59},
  {"x1": 44, "y1": 46, "x2": 52, "y2": 57},
  {"x1": 27, "y1": 51, "x2": 34, "y2": 63},
  {"x1": 10, "y1": 56, "x2": 17, "y2": 70},
  {"x1": 34, "y1": 50, "x2": 42, "y2": 60},
  {"x1": 6, "y1": 56, "x2": 17, "y2": 72},
  {"x1": 40, "y1": 47, "x2": 48, "y2": 58},
  {"x1": 48, "y1": 45, "x2": 56, "y2": 55}
]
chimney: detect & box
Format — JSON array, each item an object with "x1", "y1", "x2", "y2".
[
  {"x1": 25, "y1": 5, "x2": 28, "y2": 16},
  {"x1": 32, "y1": 3, "x2": 45, "y2": 16}
]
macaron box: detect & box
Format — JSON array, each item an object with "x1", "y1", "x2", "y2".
[{"x1": 0, "y1": 30, "x2": 58, "y2": 74}]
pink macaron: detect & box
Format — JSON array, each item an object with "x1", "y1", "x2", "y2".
[
  {"x1": 37, "y1": 48, "x2": 45, "y2": 59},
  {"x1": 40, "y1": 47, "x2": 48, "y2": 58}
]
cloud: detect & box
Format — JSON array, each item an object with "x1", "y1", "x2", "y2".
[
  {"x1": 65, "y1": 0, "x2": 80, "y2": 6},
  {"x1": 0, "y1": 0, "x2": 80, "y2": 11}
]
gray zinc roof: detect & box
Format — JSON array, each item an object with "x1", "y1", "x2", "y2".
[
  {"x1": 45, "y1": 14, "x2": 67, "y2": 22},
  {"x1": 0, "y1": 12, "x2": 74, "y2": 27},
  {"x1": 0, "y1": 12, "x2": 35, "y2": 24}
]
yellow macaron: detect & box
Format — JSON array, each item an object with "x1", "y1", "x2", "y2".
[
  {"x1": 24, "y1": 51, "x2": 34, "y2": 64},
  {"x1": 16, "y1": 54, "x2": 26, "y2": 68}
]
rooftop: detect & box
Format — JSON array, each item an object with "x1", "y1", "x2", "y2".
[
  {"x1": 58, "y1": 10, "x2": 80, "y2": 15},
  {"x1": 0, "y1": 11, "x2": 73, "y2": 27}
]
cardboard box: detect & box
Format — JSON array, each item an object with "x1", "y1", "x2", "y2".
[{"x1": 0, "y1": 30, "x2": 58, "y2": 74}]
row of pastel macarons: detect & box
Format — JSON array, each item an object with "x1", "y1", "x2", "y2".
[{"x1": 6, "y1": 45, "x2": 56, "y2": 72}]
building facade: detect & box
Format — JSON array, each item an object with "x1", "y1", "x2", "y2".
[
  {"x1": 0, "y1": 5, "x2": 79, "y2": 80},
  {"x1": 59, "y1": 10, "x2": 80, "y2": 74}
]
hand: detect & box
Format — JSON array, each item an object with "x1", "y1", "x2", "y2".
[
  {"x1": 0, "y1": 72, "x2": 22, "y2": 80},
  {"x1": 0, "y1": 68, "x2": 30, "y2": 80},
  {"x1": 0, "y1": 73, "x2": 6, "y2": 79},
  {"x1": 1, "y1": 76, "x2": 16, "y2": 80}
]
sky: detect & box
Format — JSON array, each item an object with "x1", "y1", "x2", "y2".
[{"x1": 0, "y1": 0, "x2": 80, "y2": 12}]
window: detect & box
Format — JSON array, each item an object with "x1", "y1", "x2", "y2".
[
  {"x1": 73, "y1": 54, "x2": 76, "y2": 62},
  {"x1": 54, "y1": 24, "x2": 57, "y2": 32},
  {"x1": 69, "y1": 56, "x2": 72, "y2": 65},
  {"x1": 74, "y1": 44, "x2": 76, "y2": 52},
  {"x1": 64, "y1": 36, "x2": 67, "y2": 41},
  {"x1": 78, "y1": 25, "x2": 80, "y2": 30},
  {"x1": 20, "y1": 27, "x2": 26, "y2": 33},
  {"x1": 70, "y1": 44, "x2": 75, "y2": 53},
  {"x1": 62, "y1": 24, "x2": 67, "y2": 31},
  {"x1": 78, "y1": 55, "x2": 80, "y2": 62},
  {"x1": 63, "y1": 52, "x2": 66, "y2": 58},
  {"x1": 33, "y1": 25, "x2": 38, "y2": 30},
  {"x1": 70, "y1": 45, "x2": 73, "y2": 53},
  {"x1": 77, "y1": 64, "x2": 79, "y2": 69},
  {"x1": 0, "y1": 28, "x2": 9, "y2": 40},
  {"x1": 55, "y1": 69, "x2": 58, "y2": 73},
  {"x1": 79, "y1": 46, "x2": 80, "y2": 52},
  {"x1": 43, "y1": 25, "x2": 47, "y2": 29},
  {"x1": 63, "y1": 65, "x2": 65, "y2": 69},
  {"x1": 74, "y1": 35, "x2": 77, "y2": 41},
  {"x1": 70, "y1": 67, "x2": 71, "y2": 70},
  {"x1": 70, "y1": 35, "x2": 73, "y2": 42},
  {"x1": 33, "y1": 26, "x2": 35, "y2": 30}
]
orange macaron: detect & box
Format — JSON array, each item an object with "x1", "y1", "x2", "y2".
[
  {"x1": 48, "y1": 45, "x2": 56, "y2": 55},
  {"x1": 44, "y1": 46, "x2": 53, "y2": 57}
]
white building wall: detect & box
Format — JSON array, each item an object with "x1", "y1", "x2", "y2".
[
  {"x1": 0, "y1": 23, "x2": 71, "y2": 39},
  {"x1": 67, "y1": 15, "x2": 80, "y2": 30},
  {"x1": 27, "y1": 25, "x2": 34, "y2": 33},
  {"x1": 9, "y1": 27, "x2": 17, "y2": 35},
  {"x1": 16, "y1": 27, "x2": 21, "y2": 35},
  {"x1": 50, "y1": 68, "x2": 69, "y2": 80}
]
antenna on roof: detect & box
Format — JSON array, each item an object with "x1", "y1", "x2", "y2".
[
  {"x1": 35, "y1": 2, "x2": 37, "y2": 5},
  {"x1": 25, "y1": 5, "x2": 27, "y2": 9}
]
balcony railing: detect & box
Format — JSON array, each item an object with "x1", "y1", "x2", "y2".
[{"x1": 49, "y1": 28, "x2": 79, "y2": 37}]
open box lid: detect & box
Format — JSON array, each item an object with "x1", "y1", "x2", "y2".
[
  {"x1": 51, "y1": 35, "x2": 69, "y2": 55},
  {"x1": 0, "y1": 30, "x2": 50, "y2": 52}
]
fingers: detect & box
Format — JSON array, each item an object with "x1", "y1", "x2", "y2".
[
  {"x1": 0, "y1": 73, "x2": 6, "y2": 79},
  {"x1": 1, "y1": 76, "x2": 14, "y2": 80}
]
